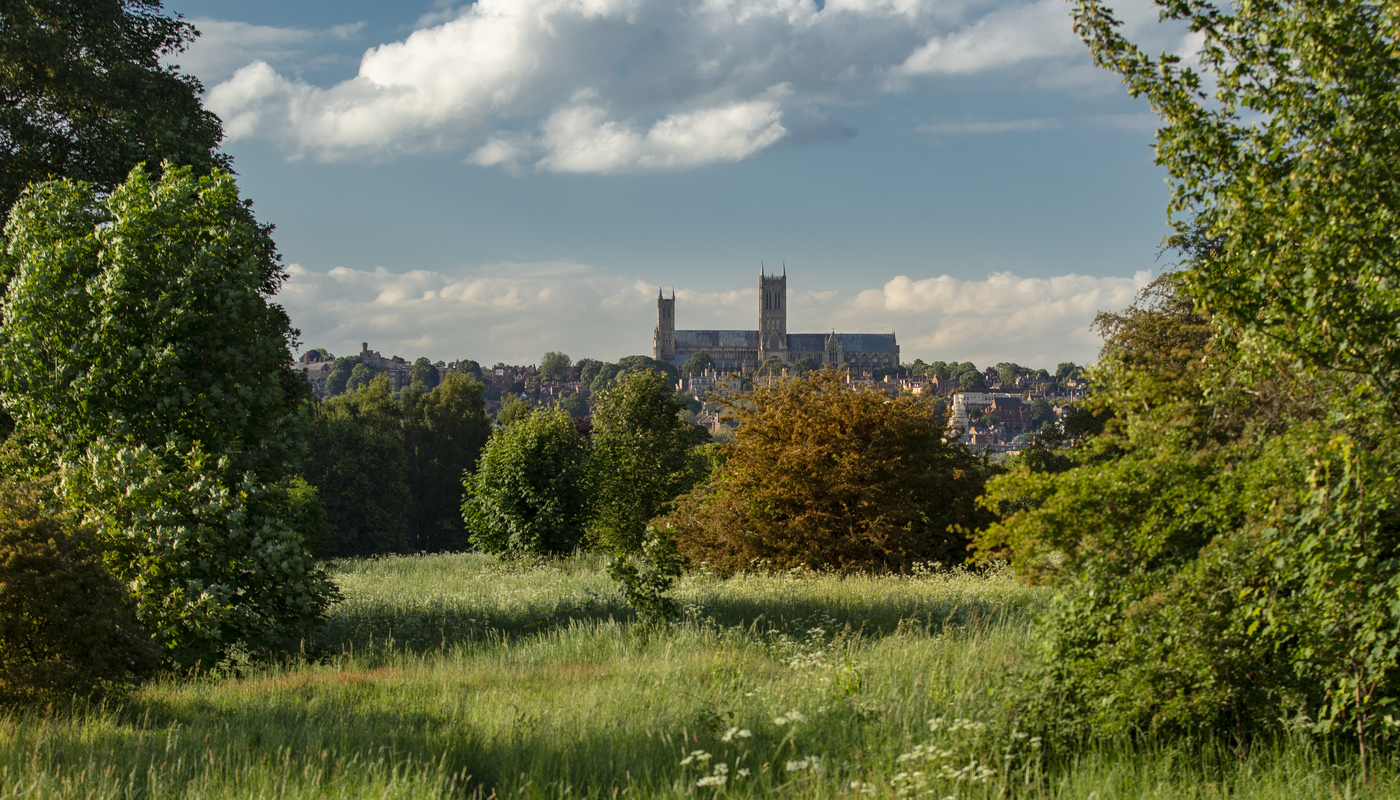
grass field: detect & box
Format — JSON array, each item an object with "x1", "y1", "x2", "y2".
[{"x1": 0, "y1": 553, "x2": 1393, "y2": 798}]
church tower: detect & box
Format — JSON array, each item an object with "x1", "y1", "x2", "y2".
[
  {"x1": 758, "y1": 263, "x2": 788, "y2": 362},
  {"x1": 653, "y1": 288, "x2": 676, "y2": 362}
]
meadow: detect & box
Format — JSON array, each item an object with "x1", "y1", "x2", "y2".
[{"x1": 0, "y1": 553, "x2": 1394, "y2": 799}]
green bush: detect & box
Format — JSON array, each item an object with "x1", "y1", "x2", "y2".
[
  {"x1": 463, "y1": 408, "x2": 592, "y2": 556},
  {"x1": 0, "y1": 476, "x2": 157, "y2": 705}
]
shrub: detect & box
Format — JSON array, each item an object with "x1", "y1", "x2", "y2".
[
  {"x1": 664, "y1": 368, "x2": 986, "y2": 575},
  {"x1": 0, "y1": 475, "x2": 157, "y2": 705},
  {"x1": 463, "y1": 408, "x2": 591, "y2": 556}
]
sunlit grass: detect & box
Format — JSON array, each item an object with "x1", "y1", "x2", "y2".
[{"x1": 0, "y1": 553, "x2": 1392, "y2": 798}]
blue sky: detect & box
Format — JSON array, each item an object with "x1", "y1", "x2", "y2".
[{"x1": 164, "y1": 0, "x2": 1187, "y2": 368}]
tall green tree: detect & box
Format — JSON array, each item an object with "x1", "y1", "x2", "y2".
[
  {"x1": 589, "y1": 370, "x2": 709, "y2": 554},
  {"x1": 409, "y1": 356, "x2": 439, "y2": 390},
  {"x1": 539, "y1": 351, "x2": 571, "y2": 381},
  {"x1": 980, "y1": 0, "x2": 1400, "y2": 769},
  {"x1": 0, "y1": 0, "x2": 226, "y2": 226},
  {"x1": 0, "y1": 164, "x2": 331, "y2": 664},
  {"x1": 402, "y1": 373, "x2": 490, "y2": 552},
  {"x1": 302, "y1": 375, "x2": 410, "y2": 557}
]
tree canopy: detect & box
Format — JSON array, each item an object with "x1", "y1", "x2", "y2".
[
  {"x1": 974, "y1": 0, "x2": 1400, "y2": 765},
  {"x1": 0, "y1": 164, "x2": 330, "y2": 665},
  {"x1": 0, "y1": 0, "x2": 226, "y2": 226},
  {"x1": 665, "y1": 368, "x2": 985, "y2": 575},
  {"x1": 539, "y1": 351, "x2": 572, "y2": 381}
]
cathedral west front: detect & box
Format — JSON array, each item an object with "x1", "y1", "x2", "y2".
[{"x1": 653, "y1": 267, "x2": 899, "y2": 374}]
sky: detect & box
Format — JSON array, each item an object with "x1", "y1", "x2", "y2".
[{"x1": 163, "y1": 0, "x2": 1190, "y2": 369}]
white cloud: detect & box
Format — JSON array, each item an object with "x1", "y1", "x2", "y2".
[
  {"x1": 198, "y1": 0, "x2": 1183, "y2": 170},
  {"x1": 281, "y1": 262, "x2": 1148, "y2": 367},
  {"x1": 536, "y1": 91, "x2": 789, "y2": 173},
  {"x1": 893, "y1": 0, "x2": 1081, "y2": 78}
]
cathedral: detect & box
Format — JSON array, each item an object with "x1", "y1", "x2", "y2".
[{"x1": 653, "y1": 267, "x2": 900, "y2": 373}]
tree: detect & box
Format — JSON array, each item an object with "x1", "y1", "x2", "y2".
[
  {"x1": 681, "y1": 351, "x2": 714, "y2": 377},
  {"x1": 995, "y1": 362, "x2": 1023, "y2": 386},
  {"x1": 589, "y1": 370, "x2": 710, "y2": 554},
  {"x1": 590, "y1": 363, "x2": 623, "y2": 395},
  {"x1": 463, "y1": 408, "x2": 592, "y2": 556},
  {"x1": 496, "y1": 395, "x2": 532, "y2": 428},
  {"x1": 957, "y1": 369, "x2": 985, "y2": 391},
  {"x1": 558, "y1": 393, "x2": 589, "y2": 419},
  {"x1": 1054, "y1": 362, "x2": 1080, "y2": 381},
  {"x1": 539, "y1": 351, "x2": 572, "y2": 381},
  {"x1": 0, "y1": 1, "x2": 227, "y2": 228},
  {"x1": 302, "y1": 375, "x2": 410, "y2": 557},
  {"x1": 324, "y1": 355, "x2": 359, "y2": 397},
  {"x1": 410, "y1": 356, "x2": 439, "y2": 390},
  {"x1": 453, "y1": 359, "x2": 484, "y2": 383},
  {"x1": 1029, "y1": 398, "x2": 1054, "y2": 429},
  {"x1": 401, "y1": 373, "x2": 491, "y2": 552},
  {"x1": 577, "y1": 359, "x2": 603, "y2": 386},
  {"x1": 792, "y1": 357, "x2": 820, "y2": 375},
  {"x1": 346, "y1": 363, "x2": 375, "y2": 393},
  {"x1": 664, "y1": 368, "x2": 985, "y2": 575},
  {"x1": 0, "y1": 165, "x2": 332, "y2": 665},
  {"x1": 617, "y1": 354, "x2": 679, "y2": 383}
]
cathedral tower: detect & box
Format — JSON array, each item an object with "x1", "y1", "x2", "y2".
[
  {"x1": 653, "y1": 288, "x2": 676, "y2": 362},
  {"x1": 758, "y1": 263, "x2": 788, "y2": 362}
]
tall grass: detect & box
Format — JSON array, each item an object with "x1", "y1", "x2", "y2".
[{"x1": 0, "y1": 554, "x2": 1391, "y2": 798}]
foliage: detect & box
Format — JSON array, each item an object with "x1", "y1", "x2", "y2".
[
  {"x1": 302, "y1": 376, "x2": 410, "y2": 558},
  {"x1": 346, "y1": 363, "x2": 375, "y2": 393},
  {"x1": 323, "y1": 355, "x2": 359, "y2": 397},
  {"x1": 681, "y1": 350, "x2": 713, "y2": 376},
  {"x1": 588, "y1": 370, "x2": 710, "y2": 554},
  {"x1": 617, "y1": 354, "x2": 679, "y2": 383},
  {"x1": 0, "y1": 164, "x2": 306, "y2": 476},
  {"x1": 995, "y1": 362, "x2": 1023, "y2": 386},
  {"x1": 539, "y1": 351, "x2": 571, "y2": 381},
  {"x1": 0, "y1": 470, "x2": 158, "y2": 705},
  {"x1": 577, "y1": 358, "x2": 603, "y2": 386},
  {"x1": 0, "y1": 0, "x2": 226, "y2": 227},
  {"x1": 791, "y1": 356, "x2": 819, "y2": 374},
  {"x1": 0, "y1": 164, "x2": 329, "y2": 665},
  {"x1": 1029, "y1": 398, "x2": 1054, "y2": 429},
  {"x1": 665, "y1": 368, "x2": 986, "y2": 575},
  {"x1": 590, "y1": 362, "x2": 624, "y2": 394},
  {"x1": 957, "y1": 369, "x2": 985, "y2": 391},
  {"x1": 973, "y1": 0, "x2": 1400, "y2": 752},
  {"x1": 401, "y1": 373, "x2": 491, "y2": 552},
  {"x1": 496, "y1": 394, "x2": 532, "y2": 427},
  {"x1": 409, "y1": 356, "x2": 439, "y2": 390},
  {"x1": 558, "y1": 392, "x2": 589, "y2": 419},
  {"x1": 605, "y1": 525, "x2": 687, "y2": 626},
  {"x1": 453, "y1": 358, "x2": 484, "y2": 383},
  {"x1": 63, "y1": 438, "x2": 336, "y2": 667},
  {"x1": 463, "y1": 408, "x2": 592, "y2": 556}
]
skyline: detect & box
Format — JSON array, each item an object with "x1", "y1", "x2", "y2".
[{"x1": 163, "y1": 0, "x2": 1187, "y2": 367}]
